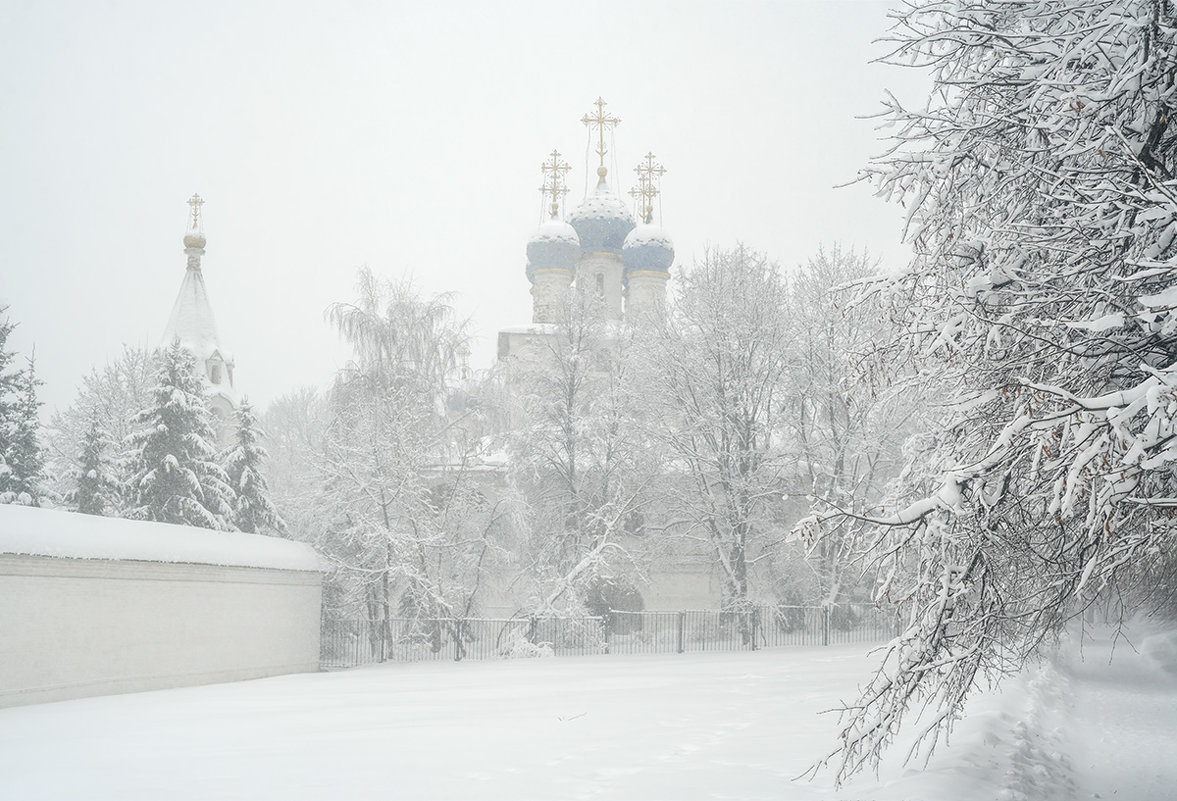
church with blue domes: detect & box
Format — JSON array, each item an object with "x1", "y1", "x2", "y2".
[
  {"x1": 496, "y1": 99, "x2": 726, "y2": 612},
  {"x1": 501, "y1": 98, "x2": 675, "y2": 360}
]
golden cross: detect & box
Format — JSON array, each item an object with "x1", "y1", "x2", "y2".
[
  {"x1": 187, "y1": 193, "x2": 204, "y2": 230},
  {"x1": 581, "y1": 96, "x2": 621, "y2": 169},
  {"x1": 631, "y1": 152, "x2": 667, "y2": 223},
  {"x1": 539, "y1": 150, "x2": 572, "y2": 217}
]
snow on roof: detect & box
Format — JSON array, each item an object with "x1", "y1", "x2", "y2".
[
  {"x1": 161, "y1": 266, "x2": 225, "y2": 362},
  {"x1": 0, "y1": 504, "x2": 322, "y2": 572}
]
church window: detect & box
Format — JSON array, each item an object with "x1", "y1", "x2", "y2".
[
  {"x1": 209, "y1": 363, "x2": 222, "y2": 384},
  {"x1": 596, "y1": 273, "x2": 604, "y2": 297}
]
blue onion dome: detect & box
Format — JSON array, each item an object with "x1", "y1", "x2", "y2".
[
  {"x1": 525, "y1": 217, "x2": 580, "y2": 281},
  {"x1": 569, "y1": 169, "x2": 636, "y2": 254},
  {"x1": 623, "y1": 223, "x2": 674, "y2": 274}
]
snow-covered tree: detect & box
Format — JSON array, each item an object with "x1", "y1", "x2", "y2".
[
  {"x1": 315, "y1": 270, "x2": 508, "y2": 630},
  {"x1": 46, "y1": 345, "x2": 153, "y2": 512},
  {"x1": 1, "y1": 353, "x2": 45, "y2": 506},
  {"x1": 64, "y1": 416, "x2": 121, "y2": 516},
  {"x1": 649, "y1": 245, "x2": 793, "y2": 612},
  {"x1": 507, "y1": 291, "x2": 660, "y2": 615},
  {"x1": 0, "y1": 308, "x2": 22, "y2": 497},
  {"x1": 124, "y1": 341, "x2": 234, "y2": 529},
  {"x1": 222, "y1": 398, "x2": 286, "y2": 535},
  {"x1": 808, "y1": 0, "x2": 1177, "y2": 780},
  {"x1": 785, "y1": 245, "x2": 918, "y2": 605},
  {"x1": 262, "y1": 387, "x2": 330, "y2": 543}
]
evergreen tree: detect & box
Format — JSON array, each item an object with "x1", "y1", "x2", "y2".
[
  {"x1": 45, "y1": 345, "x2": 153, "y2": 513},
  {"x1": 2, "y1": 355, "x2": 46, "y2": 505},
  {"x1": 65, "y1": 416, "x2": 121, "y2": 516},
  {"x1": 125, "y1": 341, "x2": 234, "y2": 529},
  {"x1": 0, "y1": 308, "x2": 22, "y2": 497},
  {"x1": 222, "y1": 398, "x2": 286, "y2": 535}
]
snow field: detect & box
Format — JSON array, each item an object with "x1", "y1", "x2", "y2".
[{"x1": 2, "y1": 628, "x2": 1176, "y2": 800}]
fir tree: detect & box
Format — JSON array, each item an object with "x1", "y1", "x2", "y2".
[
  {"x1": 0, "y1": 308, "x2": 21, "y2": 497},
  {"x1": 222, "y1": 398, "x2": 286, "y2": 535},
  {"x1": 3, "y1": 355, "x2": 46, "y2": 505},
  {"x1": 125, "y1": 341, "x2": 234, "y2": 529},
  {"x1": 65, "y1": 416, "x2": 121, "y2": 516}
]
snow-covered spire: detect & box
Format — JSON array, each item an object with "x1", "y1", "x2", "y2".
[
  {"x1": 162, "y1": 194, "x2": 237, "y2": 445},
  {"x1": 165, "y1": 194, "x2": 222, "y2": 363}
]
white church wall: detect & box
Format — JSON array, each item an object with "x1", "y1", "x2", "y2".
[
  {"x1": 641, "y1": 567, "x2": 725, "y2": 611},
  {"x1": 0, "y1": 506, "x2": 322, "y2": 708},
  {"x1": 575, "y1": 253, "x2": 625, "y2": 319}
]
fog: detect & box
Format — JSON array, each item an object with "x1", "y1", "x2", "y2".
[{"x1": 1, "y1": 0, "x2": 926, "y2": 414}]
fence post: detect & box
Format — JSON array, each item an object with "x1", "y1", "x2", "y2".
[
  {"x1": 676, "y1": 611, "x2": 686, "y2": 654},
  {"x1": 822, "y1": 606, "x2": 830, "y2": 646},
  {"x1": 751, "y1": 608, "x2": 759, "y2": 651}
]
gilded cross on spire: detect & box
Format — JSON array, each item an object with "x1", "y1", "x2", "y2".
[
  {"x1": 187, "y1": 193, "x2": 204, "y2": 231},
  {"x1": 581, "y1": 96, "x2": 621, "y2": 173},
  {"x1": 630, "y1": 152, "x2": 667, "y2": 223},
  {"x1": 539, "y1": 150, "x2": 572, "y2": 218}
]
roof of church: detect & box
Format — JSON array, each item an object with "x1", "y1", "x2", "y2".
[
  {"x1": 568, "y1": 174, "x2": 635, "y2": 254},
  {"x1": 623, "y1": 222, "x2": 674, "y2": 274},
  {"x1": 162, "y1": 264, "x2": 225, "y2": 363}
]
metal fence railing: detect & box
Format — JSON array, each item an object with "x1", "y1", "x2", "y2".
[
  {"x1": 320, "y1": 604, "x2": 905, "y2": 670},
  {"x1": 319, "y1": 616, "x2": 606, "y2": 669}
]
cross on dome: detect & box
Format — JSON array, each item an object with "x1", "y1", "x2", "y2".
[
  {"x1": 630, "y1": 152, "x2": 667, "y2": 224},
  {"x1": 581, "y1": 97, "x2": 621, "y2": 174},
  {"x1": 187, "y1": 193, "x2": 204, "y2": 231},
  {"x1": 539, "y1": 150, "x2": 572, "y2": 218}
]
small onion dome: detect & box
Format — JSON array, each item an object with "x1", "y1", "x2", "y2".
[
  {"x1": 623, "y1": 223, "x2": 674, "y2": 274},
  {"x1": 183, "y1": 231, "x2": 207, "y2": 249},
  {"x1": 569, "y1": 171, "x2": 636, "y2": 254},
  {"x1": 525, "y1": 218, "x2": 580, "y2": 282}
]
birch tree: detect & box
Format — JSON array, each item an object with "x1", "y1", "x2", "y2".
[{"x1": 316, "y1": 269, "x2": 509, "y2": 641}]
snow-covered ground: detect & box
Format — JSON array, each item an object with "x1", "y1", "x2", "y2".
[{"x1": 2, "y1": 626, "x2": 1176, "y2": 800}]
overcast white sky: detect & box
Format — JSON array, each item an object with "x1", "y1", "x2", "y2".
[{"x1": 1, "y1": 0, "x2": 928, "y2": 415}]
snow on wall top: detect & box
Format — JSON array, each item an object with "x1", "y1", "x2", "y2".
[
  {"x1": 161, "y1": 266, "x2": 225, "y2": 363},
  {"x1": 0, "y1": 504, "x2": 323, "y2": 572}
]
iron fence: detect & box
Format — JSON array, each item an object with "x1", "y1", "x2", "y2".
[
  {"x1": 321, "y1": 603, "x2": 905, "y2": 669},
  {"x1": 320, "y1": 616, "x2": 605, "y2": 669}
]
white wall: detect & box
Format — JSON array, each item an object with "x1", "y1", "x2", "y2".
[{"x1": 0, "y1": 506, "x2": 322, "y2": 708}]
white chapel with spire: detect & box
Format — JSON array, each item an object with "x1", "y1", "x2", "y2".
[{"x1": 161, "y1": 193, "x2": 237, "y2": 445}]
